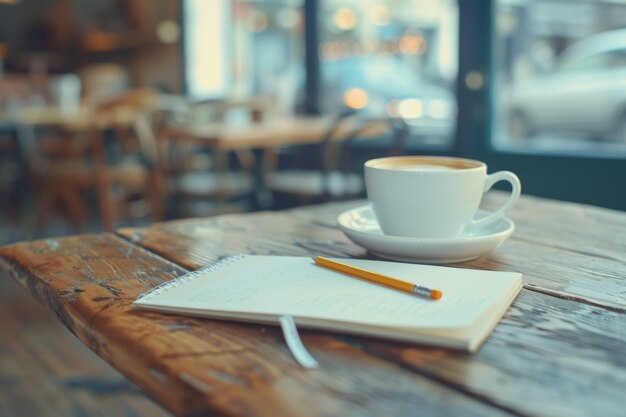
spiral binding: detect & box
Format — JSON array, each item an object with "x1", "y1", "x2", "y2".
[{"x1": 136, "y1": 254, "x2": 247, "y2": 302}]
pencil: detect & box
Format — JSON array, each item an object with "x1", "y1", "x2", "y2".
[{"x1": 314, "y1": 256, "x2": 442, "y2": 300}]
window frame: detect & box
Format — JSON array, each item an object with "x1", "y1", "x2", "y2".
[{"x1": 457, "y1": 0, "x2": 626, "y2": 210}]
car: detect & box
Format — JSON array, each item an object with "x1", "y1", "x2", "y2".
[
  {"x1": 321, "y1": 56, "x2": 456, "y2": 142},
  {"x1": 507, "y1": 28, "x2": 626, "y2": 142}
]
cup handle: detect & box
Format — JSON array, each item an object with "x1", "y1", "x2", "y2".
[{"x1": 464, "y1": 171, "x2": 521, "y2": 233}]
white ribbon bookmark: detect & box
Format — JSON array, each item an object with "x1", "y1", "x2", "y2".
[{"x1": 279, "y1": 315, "x2": 319, "y2": 369}]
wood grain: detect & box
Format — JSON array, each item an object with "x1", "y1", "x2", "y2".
[
  {"x1": 114, "y1": 197, "x2": 626, "y2": 417},
  {"x1": 477, "y1": 193, "x2": 626, "y2": 310},
  {"x1": 118, "y1": 194, "x2": 626, "y2": 311},
  {"x1": 0, "y1": 234, "x2": 511, "y2": 417},
  {"x1": 113, "y1": 196, "x2": 626, "y2": 416},
  {"x1": 3, "y1": 193, "x2": 626, "y2": 417},
  {"x1": 118, "y1": 208, "x2": 366, "y2": 269},
  {"x1": 361, "y1": 289, "x2": 626, "y2": 417},
  {"x1": 481, "y1": 192, "x2": 626, "y2": 263}
]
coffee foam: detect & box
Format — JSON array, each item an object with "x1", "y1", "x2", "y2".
[
  {"x1": 367, "y1": 157, "x2": 482, "y2": 171},
  {"x1": 395, "y1": 165, "x2": 455, "y2": 171}
]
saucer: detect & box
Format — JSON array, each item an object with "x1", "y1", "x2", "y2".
[{"x1": 337, "y1": 205, "x2": 515, "y2": 264}]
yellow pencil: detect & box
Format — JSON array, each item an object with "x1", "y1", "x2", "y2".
[{"x1": 314, "y1": 256, "x2": 442, "y2": 300}]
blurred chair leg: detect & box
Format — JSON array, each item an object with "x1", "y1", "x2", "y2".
[
  {"x1": 34, "y1": 184, "x2": 53, "y2": 230},
  {"x1": 58, "y1": 187, "x2": 86, "y2": 233},
  {"x1": 235, "y1": 149, "x2": 256, "y2": 172},
  {"x1": 96, "y1": 180, "x2": 116, "y2": 231},
  {"x1": 13, "y1": 176, "x2": 38, "y2": 241},
  {"x1": 147, "y1": 172, "x2": 165, "y2": 222},
  {"x1": 91, "y1": 128, "x2": 116, "y2": 231}
]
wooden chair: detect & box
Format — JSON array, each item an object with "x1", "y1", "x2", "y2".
[
  {"x1": 267, "y1": 111, "x2": 408, "y2": 207},
  {"x1": 27, "y1": 91, "x2": 168, "y2": 232},
  {"x1": 160, "y1": 99, "x2": 269, "y2": 217}
]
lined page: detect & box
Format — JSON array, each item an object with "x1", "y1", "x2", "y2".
[{"x1": 135, "y1": 256, "x2": 521, "y2": 329}]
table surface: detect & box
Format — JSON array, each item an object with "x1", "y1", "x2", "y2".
[
  {"x1": 165, "y1": 115, "x2": 391, "y2": 150},
  {"x1": 0, "y1": 106, "x2": 139, "y2": 130},
  {"x1": 1, "y1": 193, "x2": 625, "y2": 417}
]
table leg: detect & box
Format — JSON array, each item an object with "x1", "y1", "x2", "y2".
[{"x1": 250, "y1": 148, "x2": 273, "y2": 210}]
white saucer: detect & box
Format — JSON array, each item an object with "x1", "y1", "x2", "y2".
[{"x1": 337, "y1": 205, "x2": 515, "y2": 264}]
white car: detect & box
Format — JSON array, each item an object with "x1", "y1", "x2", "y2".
[{"x1": 507, "y1": 29, "x2": 626, "y2": 142}]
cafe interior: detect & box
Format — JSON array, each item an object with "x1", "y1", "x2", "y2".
[
  {"x1": 1, "y1": 0, "x2": 625, "y2": 415},
  {"x1": 2, "y1": 0, "x2": 626, "y2": 245}
]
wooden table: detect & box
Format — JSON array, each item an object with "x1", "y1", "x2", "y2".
[
  {"x1": 0, "y1": 104, "x2": 166, "y2": 232},
  {"x1": 165, "y1": 115, "x2": 393, "y2": 209},
  {"x1": 1, "y1": 193, "x2": 625, "y2": 417},
  {"x1": 0, "y1": 106, "x2": 141, "y2": 132},
  {"x1": 164, "y1": 115, "x2": 390, "y2": 150}
]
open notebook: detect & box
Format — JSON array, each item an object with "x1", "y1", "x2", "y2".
[{"x1": 134, "y1": 255, "x2": 522, "y2": 352}]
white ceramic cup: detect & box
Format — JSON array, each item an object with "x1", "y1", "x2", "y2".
[{"x1": 364, "y1": 156, "x2": 521, "y2": 238}]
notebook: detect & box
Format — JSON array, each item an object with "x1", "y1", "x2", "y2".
[{"x1": 134, "y1": 255, "x2": 522, "y2": 352}]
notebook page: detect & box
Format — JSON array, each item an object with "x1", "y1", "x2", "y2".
[{"x1": 136, "y1": 256, "x2": 521, "y2": 329}]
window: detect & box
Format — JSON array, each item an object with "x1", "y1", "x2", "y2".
[
  {"x1": 559, "y1": 51, "x2": 613, "y2": 73},
  {"x1": 494, "y1": 0, "x2": 626, "y2": 153},
  {"x1": 183, "y1": 0, "x2": 304, "y2": 113},
  {"x1": 182, "y1": 0, "x2": 626, "y2": 209},
  {"x1": 231, "y1": 0, "x2": 304, "y2": 113},
  {"x1": 319, "y1": 0, "x2": 458, "y2": 149},
  {"x1": 183, "y1": 0, "x2": 229, "y2": 101},
  {"x1": 458, "y1": 0, "x2": 626, "y2": 210}
]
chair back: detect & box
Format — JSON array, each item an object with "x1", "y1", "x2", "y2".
[{"x1": 318, "y1": 110, "x2": 409, "y2": 200}]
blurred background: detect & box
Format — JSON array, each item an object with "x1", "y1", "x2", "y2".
[
  {"x1": 1, "y1": 0, "x2": 626, "y2": 245},
  {"x1": 0, "y1": 1, "x2": 625, "y2": 413}
]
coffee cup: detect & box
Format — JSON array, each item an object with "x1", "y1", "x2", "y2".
[{"x1": 364, "y1": 156, "x2": 521, "y2": 238}]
